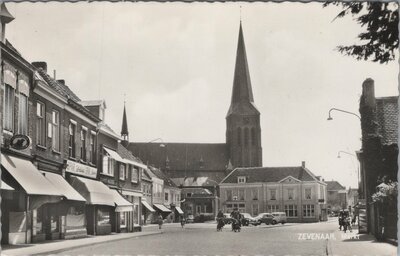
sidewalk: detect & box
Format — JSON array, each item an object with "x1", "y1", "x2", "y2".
[
  {"x1": 327, "y1": 228, "x2": 398, "y2": 256},
  {"x1": 1, "y1": 231, "x2": 162, "y2": 256}
]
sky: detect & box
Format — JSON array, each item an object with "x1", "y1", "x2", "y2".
[{"x1": 6, "y1": 2, "x2": 398, "y2": 188}]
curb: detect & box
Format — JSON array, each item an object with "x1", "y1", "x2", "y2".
[{"x1": 2, "y1": 231, "x2": 163, "y2": 256}]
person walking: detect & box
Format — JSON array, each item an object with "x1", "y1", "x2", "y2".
[{"x1": 158, "y1": 214, "x2": 163, "y2": 229}]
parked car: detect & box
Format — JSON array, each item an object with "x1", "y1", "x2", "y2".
[
  {"x1": 186, "y1": 214, "x2": 194, "y2": 223},
  {"x1": 255, "y1": 213, "x2": 274, "y2": 225},
  {"x1": 223, "y1": 213, "x2": 234, "y2": 224},
  {"x1": 241, "y1": 213, "x2": 260, "y2": 226},
  {"x1": 271, "y1": 212, "x2": 287, "y2": 224}
]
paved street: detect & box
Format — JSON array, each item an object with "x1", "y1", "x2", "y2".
[{"x1": 46, "y1": 219, "x2": 396, "y2": 256}]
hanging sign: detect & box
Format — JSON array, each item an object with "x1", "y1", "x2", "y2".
[{"x1": 9, "y1": 134, "x2": 31, "y2": 150}]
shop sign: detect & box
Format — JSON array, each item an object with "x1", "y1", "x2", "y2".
[
  {"x1": 10, "y1": 134, "x2": 31, "y2": 150},
  {"x1": 66, "y1": 160, "x2": 97, "y2": 178}
]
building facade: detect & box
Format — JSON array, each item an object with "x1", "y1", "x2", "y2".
[
  {"x1": 358, "y1": 78, "x2": 398, "y2": 240},
  {"x1": 325, "y1": 180, "x2": 347, "y2": 213},
  {"x1": 219, "y1": 162, "x2": 327, "y2": 222}
]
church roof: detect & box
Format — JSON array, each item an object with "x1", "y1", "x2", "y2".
[
  {"x1": 221, "y1": 166, "x2": 318, "y2": 184},
  {"x1": 227, "y1": 22, "x2": 259, "y2": 117},
  {"x1": 121, "y1": 104, "x2": 129, "y2": 137},
  {"x1": 127, "y1": 142, "x2": 229, "y2": 172},
  {"x1": 171, "y1": 177, "x2": 219, "y2": 187}
]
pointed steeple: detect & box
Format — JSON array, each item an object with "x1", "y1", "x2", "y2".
[
  {"x1": 121, "y1": 104, "x2": 129, "y2": 142},
  {"x1": 227, "y1": 22, "x2": 259, "y2": 117}
]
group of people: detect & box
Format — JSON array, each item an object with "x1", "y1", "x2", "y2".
[
  {"x1": 216, "y1": 208, "x2": 242, "y2": 232},
  {"x1": 338, "y1": 209, "x2": 356, "y2": 232}
]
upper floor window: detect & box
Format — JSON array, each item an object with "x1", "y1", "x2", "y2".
[
  {"x1": 36, "y1": 102, "x2": 45, "y2": 146},
  {"x1": 131, "y1": 167, "x2": 138, "y2": 183},
  {"x1": 320, "y1": 186, "x2": 325, "y2": 200},
  {"x1": 226, "y1": 190, "x2": 232, "y2": 201},
  {"x1": 305, "y1": 188, "x2": 312, "y2": 200},
  {"x1": 238, "y1": 189, "x2": 245, "y2": 201},
  {"x1": 68, "y1": 122, "x2": 76, "y2": 158},
  {"x1": 51, "y1": 110, "x2": 60, "y2": 151},
  {"x1": 3, "y1": 84, "x2": 14, "y2": 132},
  {"x1": 80, "y1": 128, "x2": 87, "y2": 161},
  {"x1": 238, "y1": 176, "x2": 246, "y2": 184},
  {"x1": 102, "y1": 155, "x2": 114, "y2": 176},
  {"x1": 270, "y1": 189, "x2": 276, "y2": 200},
  {"x1": 18, "y1": 94, "x2": 28, "y2": 135},
  {"x1": 287, "y1": 189, "x2": 294, "y2": 200},
  {"x1": 119, "y1": 164, "x2": 126, "y2": 180},
  {"x1": 165, "y1": 192, "x2": 169, "y2": 201},
  {"x1": 252, "y1": 189, "x2": 259, "y2": 200},
  {"x1": 89, "y1": 132, "x2": 96, "y2": 165}
]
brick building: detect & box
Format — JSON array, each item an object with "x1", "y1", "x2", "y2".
[{"x1": 358, "y1": 78, "x2": 398, "y2": 240}]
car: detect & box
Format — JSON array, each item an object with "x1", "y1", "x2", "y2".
[
  {"x1": 255, "y1": 213, "x2": 274, "y2": 225},
  {"x1": 271, "y1": 212, "x2": 287, "y2": 224},
  {"x1": 241, "y1": 213, "x2": 260, "y2": 226},
  {"x1": 223, "y1": 213, "x2": 234, "y2": 224},
  {"x1": 186, "y1": 214, "x2": 194, "y2": 223}
]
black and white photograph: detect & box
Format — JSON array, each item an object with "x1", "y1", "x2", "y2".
[{"x1": 0, "y1": 1, "x2": 398, "y2": 256}]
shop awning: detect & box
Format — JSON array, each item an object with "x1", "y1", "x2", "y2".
[
  {"x1": 1, "y1": 153, "x2": 61, "y2": 196},
  {"x1": 110, "y1": 189, "x2": 134, "y2": 212},
  {"x1": 122, "y1": 159, "x2": 148, "y2": 170},
  {"x1": 153, "y1": 203, "x2": 171, "y2": 213},
  {"x1": 1, "y1": 180, "x2": 14, "y2": 190},
  {"x1": 122, "y1": 190, "x2": 143, "y2": 197},
  {"x1": 70, "y1": 176, "x2": 114, "y2": 206},
  {"x1": 175, "y1": 206, "x2": 184, "y2": 215},
  {"x1": 141, "y1": 200, "x2": 156, "y2": 212},
  {"x1": 42, "y1": 172, "x2": 86, "y2": 202},
  {"x1": 104, "y1": 147, "x2": 124, "y2": 162}
]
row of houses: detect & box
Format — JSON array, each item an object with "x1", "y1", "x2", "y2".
[{"x1": 0, "y1": 4, "x2": 182, "y2": 245}]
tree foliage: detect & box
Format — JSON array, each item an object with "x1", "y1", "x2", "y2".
[{"x1": 324, "y1": 2, "x2": 398, "y2": 64}]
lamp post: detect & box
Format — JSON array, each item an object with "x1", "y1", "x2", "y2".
[
  {"x1": 327, "y1": 108, "x2": 361, "y2": 121},
  {"x1": 145, "y1": 138, "x2": 166, "y2": 169},
  {"x1": 337, "y1": 150, "x2": 360, "y2": 198}
]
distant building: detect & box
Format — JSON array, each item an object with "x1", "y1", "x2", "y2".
[
  {"x1": 219, "y1": 162, "x2": 327, "y2": 222},
  {"x1": 347, "y1": 188, "x2": 359, "y2": 213},
  {"x1": 325, "y1": 181, "x2": 347, "y2": 213},
  {"x1": 172, "y1": 177, "x2": 219, "y2": 219}
]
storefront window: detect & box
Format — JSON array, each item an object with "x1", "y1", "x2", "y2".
[
  {"x1": 35, "y1": 207, "x2": 44, "y2": 234},
  {"x1": 50, "y1": 215, "x2": 59, "y2": 232},
  {"x1": 120, "y1": 212, "x2": 127, "y2": 228},
  {"x1": 97, "y1": 209, "x2": 110, "y2": 226},
  {"x1": 66, "y1": 206, "x2": 86, "y2": 228},
  {"x1": 133, "y1": 205, "x2": 139, "y2": 225}
]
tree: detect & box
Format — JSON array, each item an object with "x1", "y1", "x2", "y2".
[{"x1": 324, "y1": 2, "x2": 398, "y2": 64}]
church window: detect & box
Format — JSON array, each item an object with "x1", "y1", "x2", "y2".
[
  {"x1": 244, "y1": 128, "x2": 249, "y2": 146},
  {"x1": 251, "y1": 127, "x2": 256, "y2": 146},
  {"x1": 237, "y1": 127, "x2": 242, "y2": 146}
]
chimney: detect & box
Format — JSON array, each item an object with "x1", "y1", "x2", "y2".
[
  {"x1": 362, "y1": 78, "x2": 376, "y2": 108},
  {"x1": 0, "y1": 3, "x2": 14, "y2": 43},
  {"x1": 32, "y1": 62, "x2": 48, "y2": 73},
  {"x1": 53, "y1": 70, "x2": 56, "y2": 80},
  {"x1": 301, "y1": 161, "x2": 305, "y2": 168},
  {"x1": 57, "y1": 79, "x2": 65, "y2": 85}
]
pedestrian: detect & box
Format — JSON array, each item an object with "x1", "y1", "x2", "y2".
[{"x1": 158, "y1": 214, "x2": 163, "y2": 229}]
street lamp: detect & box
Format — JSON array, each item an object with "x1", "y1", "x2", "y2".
[
  {"x1": 337, "y1": 150, "x2": 360, "y2": 197},
  {"x1": 327, "y1": 108, "x2": 361, "y2": 121},
  {"x1": 147, "y1": 137, "x2": 165, "y2": 148}
]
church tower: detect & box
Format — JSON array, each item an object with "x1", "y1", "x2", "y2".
[
  {"x1": 121, "y1": 104, "x2": 129, "y2": 145},
  {"x1": 226, "y1": 22, "x2": 262, "y2": 168}
]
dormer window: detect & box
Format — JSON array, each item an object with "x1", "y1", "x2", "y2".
[{"x1": 238, "y1": 176, "x2": 246, "y2": 184}]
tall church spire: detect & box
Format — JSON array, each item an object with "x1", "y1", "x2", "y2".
[
  {"x1": 121, "y1": 103, "x2": 129, "y2": 143},
  {"x1": 226, "y1": 22, "x2": 262, "y2": 168},
  {"x1": 227, "y1": 22, "x2": 259, "y2": 117}
]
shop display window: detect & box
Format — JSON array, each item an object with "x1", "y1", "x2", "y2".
[
  {"x1": 50, "y1": 215, "x2": 59, "y2": 232},
  {"x1": 120, "y1": 212, "x2": 127, "y2": 228},
  {"x1": 97, "y1": 209, "x2": 110, "y2": 226},
  {"x1": 35, "y1": 207, "x2": 44, "y2": 234}
]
